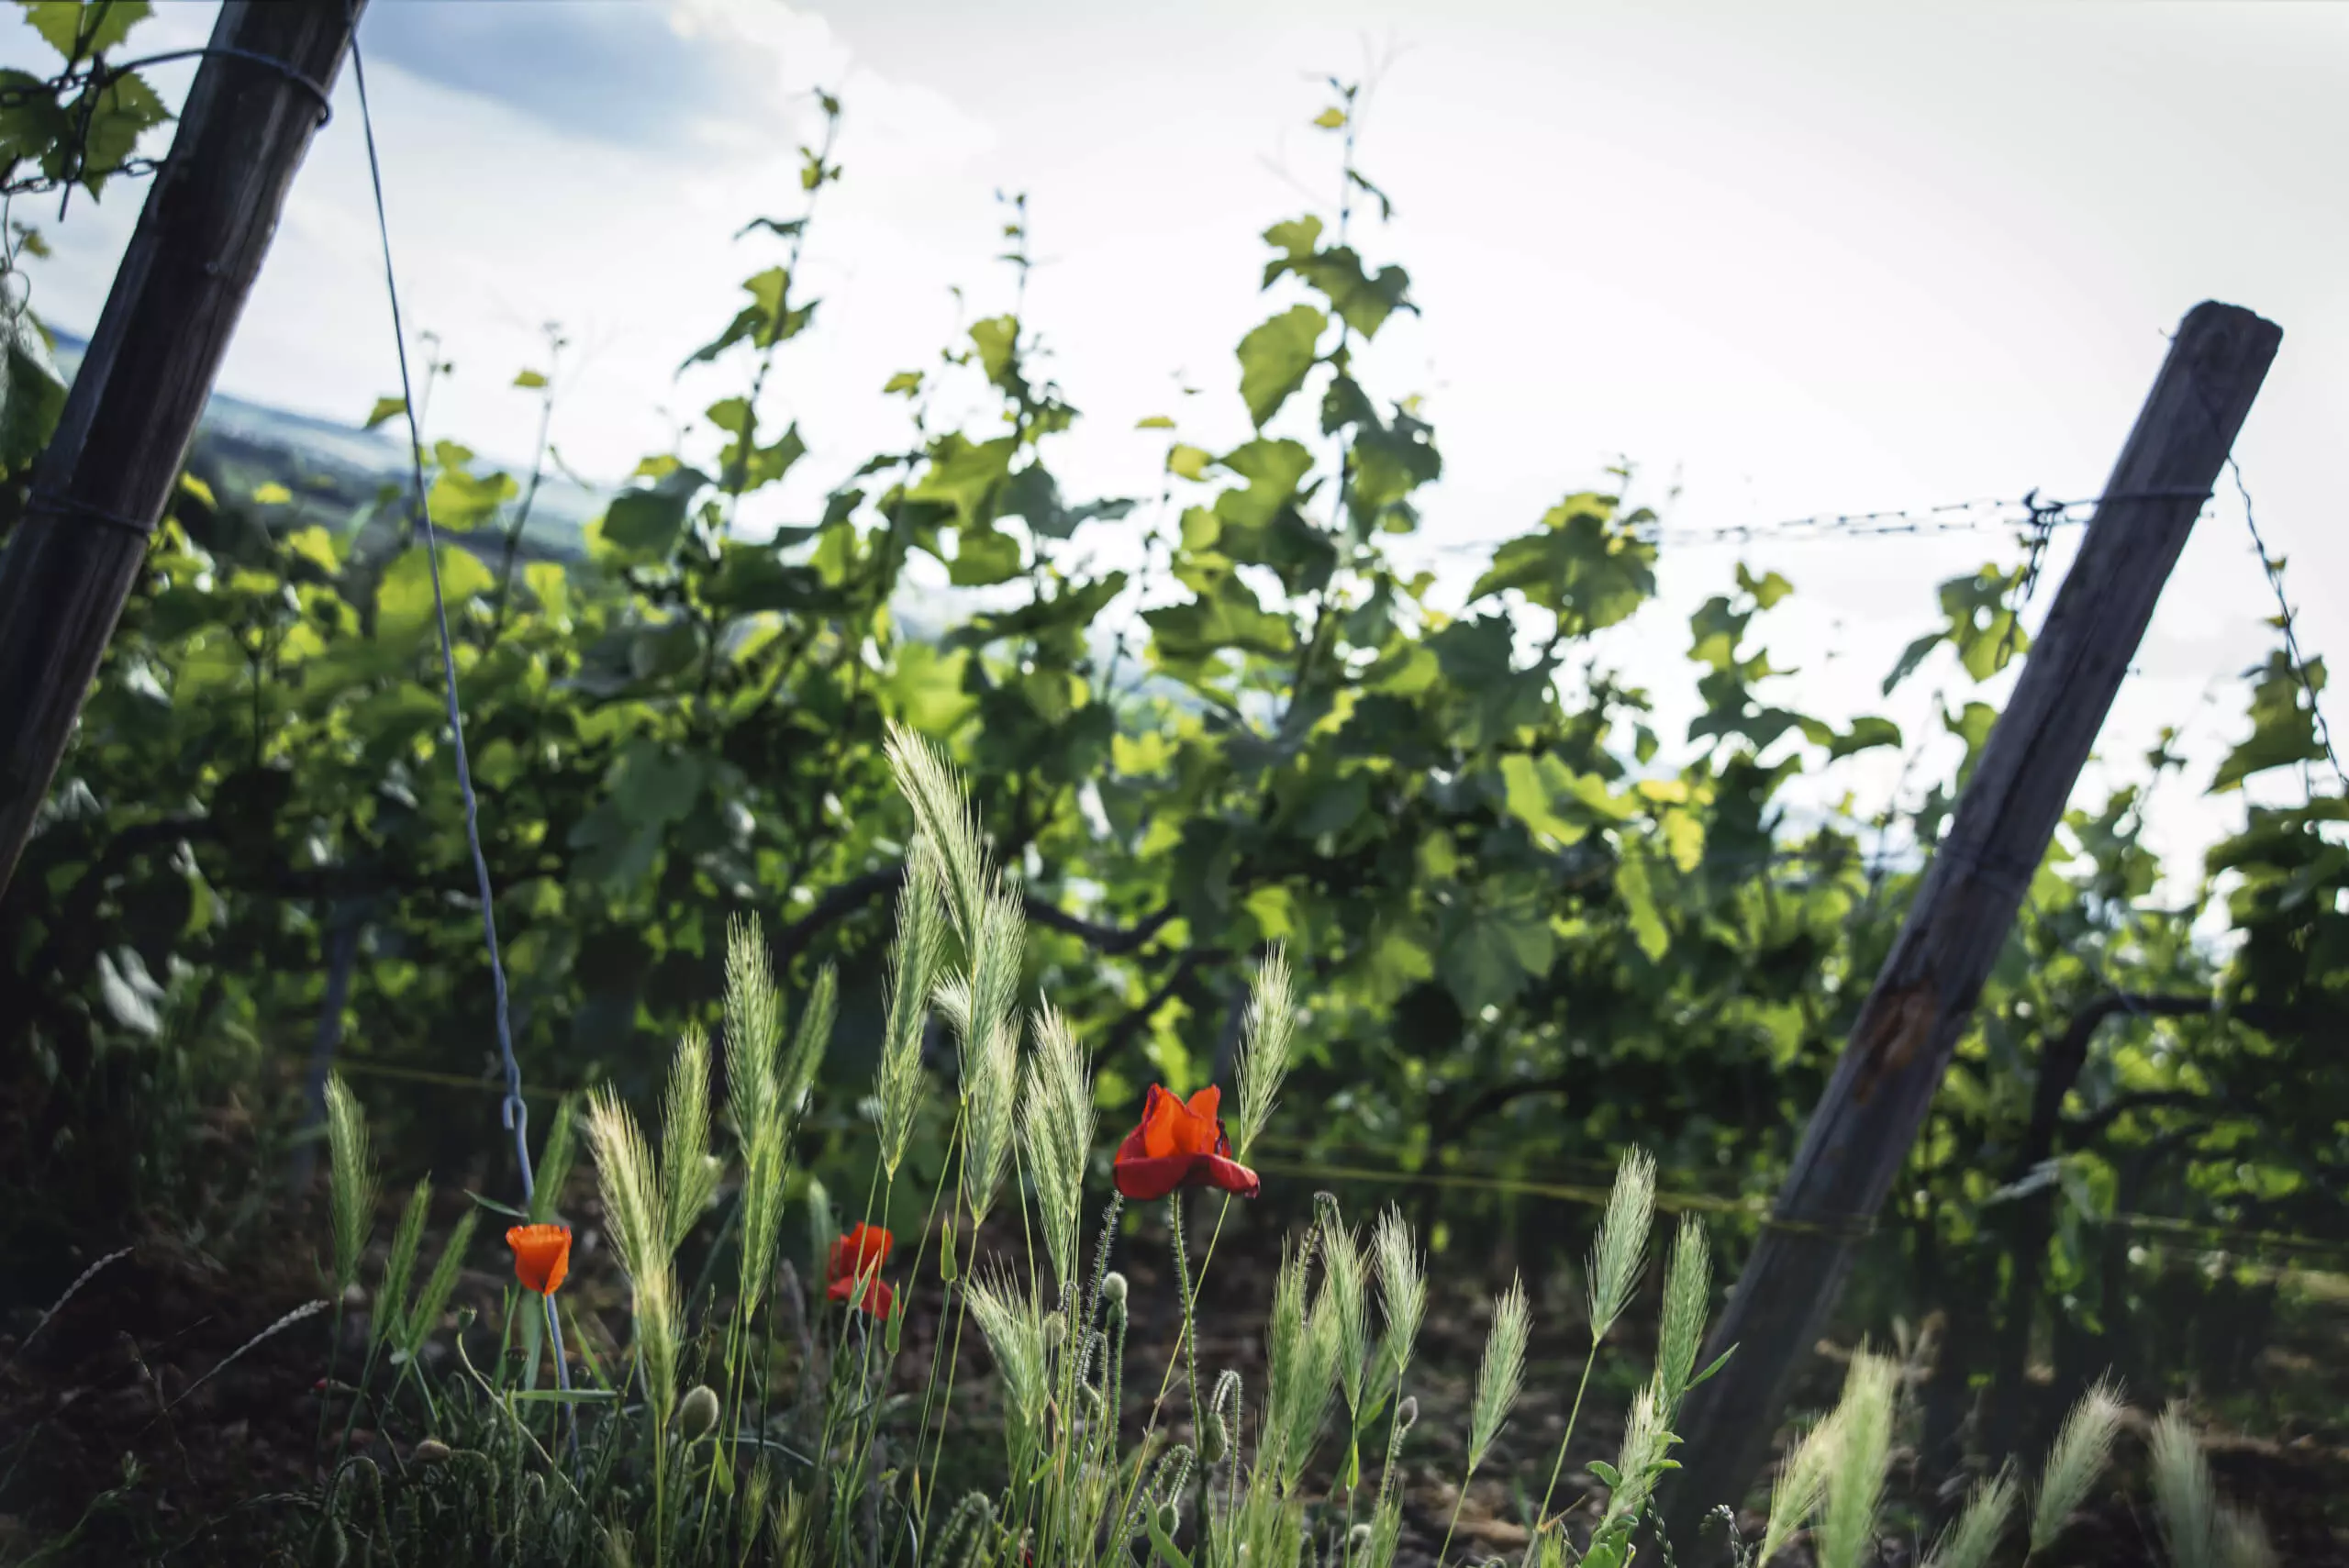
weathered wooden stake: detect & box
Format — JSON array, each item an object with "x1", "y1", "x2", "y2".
[
  {"x1": 1657, "y1": 300, "x2": 2282, "y2": 1551},
  {"x1": 0, "y1": 1, "x2": 364, "y2": 901}
]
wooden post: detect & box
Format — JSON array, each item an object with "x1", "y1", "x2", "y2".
[
  {"x1": 1656, "y1": 301, "x2": 2282, "y2": 1551},
  {"x1": 0, "y1": 1, "x2": 364, "y2": 901}
]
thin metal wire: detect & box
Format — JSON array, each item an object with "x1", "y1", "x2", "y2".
[
  {"x1": 347, "y1": 38, "x2": 528, "y2": 1201},
  {"x1": 1430, "y1": 487, "x2": 2215, "y2": 559},
  {"x1": 2226, "y1": 456, "x2": 2345, "y2": 797},
  {"x1": 24, "y1": 486, "x2": 154, "y2": 537},
  {"x1": 2161, "y1": 335, "x2": 2344, "y2": 799},
  {"x1": 350, "y1": 22, "x2": 577, "y2": 1424}
]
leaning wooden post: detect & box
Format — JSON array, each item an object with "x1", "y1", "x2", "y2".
[
  {"x1": 1656, "y1": 300, "x2": 2282, "y2": 1551},
  {"x1": 0, "y1": 1, "x2": 365, "y2": 901}
]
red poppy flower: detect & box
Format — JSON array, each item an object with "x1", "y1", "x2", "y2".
[
  {"x1": 826, "y1": 1223, "x2": 895, "y2": 1316},
  {"x1": 1112, "y1": 1084, "x2": 1261, "y2": 1202},
  {"x1": 506, "y1": 1223, "x2": 573, "y2": 1296}
]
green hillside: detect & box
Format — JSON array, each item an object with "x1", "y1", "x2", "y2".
[{"x1": 51, "y1": 328, "x2": 602, "y2": 562}]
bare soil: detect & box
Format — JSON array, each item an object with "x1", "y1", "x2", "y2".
[{"x1": 5, "y1": 1191, "x2": 2344, "y2": 1566}]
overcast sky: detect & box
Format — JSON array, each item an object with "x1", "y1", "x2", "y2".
[{"x1": 12, "y1": 0, "x2": 2346, "y2": 898}]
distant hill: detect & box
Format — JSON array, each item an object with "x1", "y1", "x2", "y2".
[
  {"x1": 50, "y1": 328, "x2": 604, "y2": 562},
  {"x1": 39, "y1": 325, "x2": 1151, "y2": 672}
]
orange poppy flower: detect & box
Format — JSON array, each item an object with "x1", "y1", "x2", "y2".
[
  {"x1": 826, "y1": 1222, "x2": 895, "y2": 1316},
  {"x1": 1112, "y1": 1084, "x2": 1260, "y2": 1202},
  {"x1": 506, "y1": 1223, "x2": 573, "y2": 1296}
]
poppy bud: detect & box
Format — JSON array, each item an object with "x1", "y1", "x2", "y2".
[
  {"x1": 1154, "y1": 1501, "x2": 1180, "y2": 1538},
  {"x1": 1201, "y1": 1408, "x2": 1229, "y2": 1464},
  {"x1": 413, "y1": 1438, "x2": 451, "y2": 1464},
  {"x1": 678, "y1": 1384, "x2": 720, "y2": 1440},
  {"x1": 1043, "y1": 1311, "x2": 1067, "y2": 1350},
  {"x1": 1102, "y1": 1271, "x2": 1128, "y2": 1307},
  {"x1": 1349, "y1": 1524, "x2": 1373, "y2": 1551},
  {"x1": 1397, "y1": 1395, "x2": 1419, "y2": 1435}
]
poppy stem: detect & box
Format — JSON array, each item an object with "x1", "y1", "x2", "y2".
[
  {"x1": 1142, "y1": 1193, "x2": 1234, "y2": 1425},
  {"x1": 1168, "y1": 1193, "x2": 1204, "y2": 1449}
]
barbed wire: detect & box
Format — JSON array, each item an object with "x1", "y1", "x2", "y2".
[{"x1": 0, "y1": 43, "x2": 330, "y2": 211}]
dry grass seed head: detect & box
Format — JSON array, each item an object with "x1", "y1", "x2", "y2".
[
  {"x1": 584, "y1": 1087, "x2": 663, "y2": 1295},
  {"x1": 1921, "y1": 1467, "x2": 2017, "y2": 1568},
  {"x1": 1654, "y1": 1214, "x2": 1711, "y2": 1411},
  {"x1": 1817, "y1": 1349, "x2": 1899, "y2": 1568},
  {"x1": 2150, "y1": 1402, "x2": 2220, "y2": 1568},
  {"x1": 884, "y1": 720, "x2": 991, "y2": 941},
  {"x1": 1586, "y1": 1145, "x2": 1656, "y2": 1344},
  {"x1": 1231, "y1": 944, "x2": 1296, "y2": 1162},
  {"x1": 660, "y1": 1027, "x2": 718, "y2": 1254},
  {"x1": 1314, "y1": 1198, "x2": 1368, "y2": 1420},
  {"x1": 323, "y1": 1072, "x2": 378, "y2": 1293},
  {"x1": 946, "y1": 887, "x2": 1027, "y2": 1227},
  {"x1": 1468, "y1": 1273, "x2": 1530, "y2": 1471},
  {"x1": 1759, "y1": 1407, "x2": 1843, "y2": 1565},
  {"x1": 1019, "y1": 1003, "x2": 1094, "y2": 1300},
  {"x1": 1600, "y1": 1384, "x2": 1673, "y2": 1528},
  {"x1": 968, "y1": 1272, "x2": 1051, "y2": 1467},
  {"x1": 724, "y1": 912, "x2": 783, "y2": 1140},
  {"x1": 878, "y1": 836, "x2": 949, "y2": 1177},
  {"x1": 1371, "y1": 1205, "x2": 1427, "y2": 1389},
  {"x1": 2031, "y1": 1374, "x2": 2128, "y2": 1555},
  {"x1": 584, "y1": 1084, "x2": 684, "y2": 1416},
  {"x1": 781, "y1": 962, "x2": 837, "y2": 1124},
  {"x1": 374, "y1": 1180, "x2": 432, "y2": 1350},
  {"x1": 1274, "y1": 1261, "x2": 1347, "y2": 1490}
]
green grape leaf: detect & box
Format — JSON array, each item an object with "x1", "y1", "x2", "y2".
[
  {"x1": 2211, "y1": 652, "x2": 2326, "y2": 793},
  {"x1": 601, "y1": 466, "x2": 708, "y2": 559},
  {"x1": 0, "y1": 306, "x2": 68, "y2": 473},
  {"x1": 1236, "y1": 305, "x2": 1326, "y2": 428},
  {"x1": 26, "y1": 1, "x2": 151, "y2": 58},
  {"x1": 426, "y1": 460, "x2": 517, "y2": 533},
  {"x1": 375, "y1": 544, "x2": 494, "y2": 646}
]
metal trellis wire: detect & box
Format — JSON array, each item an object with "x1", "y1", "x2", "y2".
[{"x1": 348, "y1": 23, "x2": 573, "y2": 1410}]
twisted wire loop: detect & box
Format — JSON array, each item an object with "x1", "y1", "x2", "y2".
[
  {"x1": 1931, "y1": 836, "x2": 2043, "y2": 909},
  {"x1": 24, "y1": 488, "x2": 156, "y2": 537},
  {"x1": 1760, "y1": 1207, "x2": 1877, "y2": 1243},
  {"x1": 113, "y1": 47, "x2": 336, "y2": 126}
]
